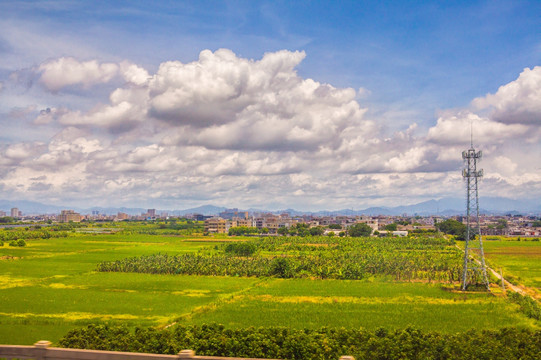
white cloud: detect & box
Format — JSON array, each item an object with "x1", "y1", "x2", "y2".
[
  {"x1": 38, "y1": 57, "x2": 119, "y2": 91},
  {"x1": 3, "y1": 143, "x2": 41, "y2": 161},
  {"x1": 1, "y1": 49, "x2": 541, "y2": 209},
  {"x1": 33, "y1": 57, "x2": 151, "y2": 92},
  {"x1": 57, "y1": 101, "x2": 145, "y2": 131},
  {"x1": 486, "y1": 156, "x2": 518, "y2": 177},
  {"x1": 426, "y1": 111, "x2": 528, "y2": 145},
  {"x1": 385, "y1": 147, "x2": 428, "y2": 172},
  {"x1": 472, "y1": 66, "x2": 541, "y2": 125},
  {"x1": 31, "y1": 49, "x2": 367, "y2": 152},
  {"x1": 147, "y1": 49, "x2": 365, "y2": 151},
  {"x1": 119, "y1": 61, "x2": 150, "y2": 86},
  {"x1": 34, "y1": 107, "x2": 68, "y2": 125}
]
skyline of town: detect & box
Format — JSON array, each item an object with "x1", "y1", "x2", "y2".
[{"x1": 2, "y1": 205, "x2": 539, "y2": 239}]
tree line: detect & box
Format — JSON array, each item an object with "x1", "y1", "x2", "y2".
[{"x1": 59, "y1": 324, "x2": 541, "y2": 360}]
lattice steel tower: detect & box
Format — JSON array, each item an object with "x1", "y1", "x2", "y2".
[{"x1": 461, "y1": 139, "x2": 490, "y2": 291}]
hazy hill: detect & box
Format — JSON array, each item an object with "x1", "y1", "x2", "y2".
[{"x1": 0, "y1": 197, "x2": 538, "y2": 217}]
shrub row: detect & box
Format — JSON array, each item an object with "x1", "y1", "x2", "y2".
[
  {"x1": 508, "y1": 292, "x2": 541, "y2": 321},
  {"x1": 0, "y1": 229, "x2": 68, "y2": 241},
  {"x1": 59, "y1": 324, "x2": 541, "y2": 360}
]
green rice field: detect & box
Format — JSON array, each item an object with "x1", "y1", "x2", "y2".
[
  {"x1": 0, "y1": 228, "x2": 538, "y2": 345},
  {"x1": 482, "y1": 239, "x2": 541, "y2": 297}
]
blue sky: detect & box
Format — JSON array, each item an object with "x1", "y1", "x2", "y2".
[{"x1": 0, "y1": 0, "x2": 540, "y2": 211}]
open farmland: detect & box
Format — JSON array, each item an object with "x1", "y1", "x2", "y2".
[
  {"x1": 184, "y1": 279, "x2": 531, "y2": 333},
  {"x1": 0, "y1": 223, "x2": 538, "y2": 347},
  {"x1": 482, "y1": 239, "x2": 541, "y2": 298}
]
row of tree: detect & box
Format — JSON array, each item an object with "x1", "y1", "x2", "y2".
[
  {"x1": 97, "y1": 236, "x2": 463, "y2": 282},
  {"x1": 227, "y1": 223, "x2": 374, "y2": 237},
  {"x1": 59, "y1": 324, "x2": 541, "y2": 360}
]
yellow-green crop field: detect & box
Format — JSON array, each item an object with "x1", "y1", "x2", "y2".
[
  {"x1": 482, "y1": 239, "x2": 541, "y2": 298},
  {"x1": 0, "y1": 228, "x2": 538, "y2": 345}
]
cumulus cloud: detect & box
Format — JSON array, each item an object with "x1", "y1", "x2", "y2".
[
  {"x1": 32, "y1": 49, "x2": 367, "y2": 151},
  {"x1": 119, "y1": 61, "x2": 150, "y2": 86},
  {"x1": 385, "y1": 146, "x2": 429, "y2": 172},
  {"x1": 472, "y1": 66, "x2": 541, "y2": 125},
  {"x1": 1, "y1": 49, "x2": 540, "y2": 208},
  {"x1": 33, "y1": 57, "x2": 150, "y2": 92},
  {"x1": 38, "y1": 57, "x2": 119, "y2": 91},
  {"x1": 146, "y1": 49, "x2": 366, "y2": 151},
  {"x1": 426, "y1": 111, "x2": 528, "y2": 145},
  {"x1": 57, "y1": 101, "x2": 145, "y2": 131}
]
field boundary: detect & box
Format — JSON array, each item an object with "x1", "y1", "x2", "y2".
[{"x1": 163, "y1": 278, "x2": 271, "y2": 329}]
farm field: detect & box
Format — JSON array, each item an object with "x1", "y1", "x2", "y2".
[
  {"x1": 0, "y1": 226, "x2": 538, "y2": 346},
  {"x1": 481, "y1": 239, "x2": 541, "y2": 298},
  {"x1": 184, "y1": 278, "x2": 532, "y2": 333}
]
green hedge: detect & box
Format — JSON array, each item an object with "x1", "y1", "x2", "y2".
[{"x1": 59, "y1": 324, "x2": 541, "y2": 360}]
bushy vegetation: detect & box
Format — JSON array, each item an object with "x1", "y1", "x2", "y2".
[
  {"x1": 97, "y1": 236, "x2": 465, "y2": 282},
  {"x1": 384, "y1": 223, "x2": 398, "y2": 231},
  {"x1": 282, "y1": 224, "x2": 325, "y2": 237},
  {"x1": 228, "y1": 226, "x2": 261, "y2": 236},
  {"x1": 8, "y1": 239, "x2": 26, "y2": 247},
  {"x1": 435, "y1": 219, "x2": 467, "y2": 240},
  {"x1": 59, "y1": 324, "x2": 541, "y2": 360},
  {"x1": 508, "y1": 292, "x2": 541, "y2": 321},
  {"x1": 118, "y1": 219, "x2": 204, "y2": 235},
  {"x1": 348, "y1": 223, "x2": 373, "y2": 237},
  {"x1": 224, "y1": 242, "x2": 258, "y2": 256},
  {"x1": 0, "y1": 228, "x2": 68, "y2": 241}
]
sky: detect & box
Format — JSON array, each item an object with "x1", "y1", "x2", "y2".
[{"x1": 0, "y1": 0, "x2": 540, "y2": 211}]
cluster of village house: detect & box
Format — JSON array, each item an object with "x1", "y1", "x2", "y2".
[
  {"x1": 4, "y1": 207, "x2": 540, "y2": 237},
  {"x1": 201, "y1": 209, "x2": 541, "y2": 237}
]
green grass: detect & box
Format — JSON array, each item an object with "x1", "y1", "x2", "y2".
[
  {"x1": 0, "y1": 231, "x2": 538, "y2": 346},
  {"x1": 481, "y1": 240, "x2": 541, "y2": 295},
  {"x1": 186, "y1": 278, "x2": 534, "y2": 332},
  {"x1": 0, "y1": 235, "x2": 250, "y2": 344}
]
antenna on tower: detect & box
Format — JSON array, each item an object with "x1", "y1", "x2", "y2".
[
  {"x1": 470, "y1": 118, "x2": 473, "y2": 148},
  {"x1": 461, "y1": 126, "x2": 489, "y2": 291}
]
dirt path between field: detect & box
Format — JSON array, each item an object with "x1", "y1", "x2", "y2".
[
  {"x1": 485, "y1": 265, "x2": 526, "y2": 294},
  {"x1": 455, "y1": 244, "x2": 526, "y2": 295}
]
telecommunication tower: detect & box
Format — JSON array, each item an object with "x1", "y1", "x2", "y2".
[{"x1": 461, "y1": 135, "x2": 490, "y2": 291}]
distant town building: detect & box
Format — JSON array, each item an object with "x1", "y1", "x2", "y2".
[
  {"x1": 204, "y1": 217, "x2": 230, "y2": 233},
  {"x1": 58, "y1": 210, "x2": 82, "y2": 223},
  {"x1": 147, "y1": 209, "x2": 156, "y2": 217},
  {"x1": 11, "y1": 208, "x2": 19, "y2": 218},
  {"x1": 191, "y1": 213, "x2": 212, "y2": 221},
  {"x1": 116, "y1": 212, "x2": 129, "y2": 220}
]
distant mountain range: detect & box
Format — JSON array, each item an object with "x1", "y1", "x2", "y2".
[{"x1": 1, "y1": 197, "x2": 539, "y2": 217}]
